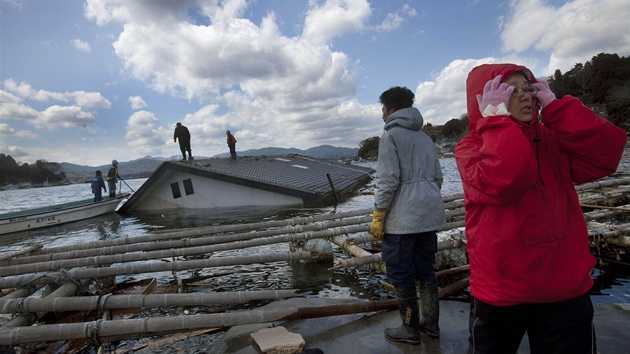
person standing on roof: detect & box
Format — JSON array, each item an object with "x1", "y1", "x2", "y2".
[
  {"x1": 370, "y1": 86, "x2": 446, "y2": 345},
  {"x1": 226, "y1": 130, "x2": 237, "y2": 159},
  {"x1": 106, "y1": 160, "x2": 120, "y2": 198},
  {"x1": 91, "y1": 170, "x2": 106, "y2": 202},
  {"x1": 455, "y1": 63, "x2": 627, "y2": 353},
  {"x1": 174, "y1": 122, "x2": 193, "y2": 161}
]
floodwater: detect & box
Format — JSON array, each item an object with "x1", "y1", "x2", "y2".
[{"x1": 0, "y1": 157, "x2": 628, "y2": 306}]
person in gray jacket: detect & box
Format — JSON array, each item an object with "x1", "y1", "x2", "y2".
[{"x1": 370, "y1": 86, "x2": 446, "y2": 345}]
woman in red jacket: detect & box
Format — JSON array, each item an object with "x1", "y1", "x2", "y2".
[{"x1": 455, "y1": 63, "x2": 627, "y2": 353}]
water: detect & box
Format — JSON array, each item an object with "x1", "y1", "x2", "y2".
[{"x1": 0, "y1": 157, "x2": 628, "y2": 305}]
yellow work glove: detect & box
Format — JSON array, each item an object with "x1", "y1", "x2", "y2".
[{"x1": 370, "y1": 210, "x2": 387, "y2": 240}]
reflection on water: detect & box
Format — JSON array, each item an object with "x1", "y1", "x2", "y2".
[{"x1": 1, "y1": 156, "x2": 629, "y2": 304}]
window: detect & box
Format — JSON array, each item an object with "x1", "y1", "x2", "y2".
[
  {"x1": 183, "y1": 178, "x2": 194, "y2": 195},
  {"x1": 171, "y1": 182, "x2": 181, "y2": 199}
]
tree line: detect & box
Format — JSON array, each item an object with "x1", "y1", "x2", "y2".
[
  {"x1": 0, "y1": 154, "x2": 66, "y2": 187},
  {"x1": 359, "y1": 52, "x2": 629, "y2": 159}
]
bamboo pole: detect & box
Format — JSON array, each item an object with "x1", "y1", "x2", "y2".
[
  {"x1": 2, "y1": 281, "x2": 83, "y2": 328},
  {"x1": 575, "y1": 177, "x2": 630, "y2": 192},
  {"x1": 0, "y1": 290, "x2": 299, "y2": 314},
  {"x1": 0, "y1": 299, "x2": 401, "y2": 345},
  {"x1": 29, "y1": 209, "x2": 374, "y2": 256},
  {"x1": 330, "y1": 238, "x2": 466, "y2": 270},
  {"x1": 0, "y1": 284, "x2": 43, "y2": 299},
  {"x1": 0, "y1": 244, "x2": 43, "y2": 262},
  {"x1": 2, "y1": 216, "x2": 373, "y2": 266},
  {"x1": 588, "y1": 223, "x2": 630, "y2": 247},
  {"x1": 0, "y1": 224, "x2": 371, "y2": 277},
  {"x1": 0, "y1": 252, "x2": 316, "y2": 289}
]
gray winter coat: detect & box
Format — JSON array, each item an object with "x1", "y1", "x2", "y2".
[{"x1": 374, "y1": 107, "x2": 446, "y2": 234}]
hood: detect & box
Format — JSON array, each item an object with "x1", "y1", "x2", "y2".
[
  {"x1": 466, "y1": 63, "x2": 538, "y2": 132},
  {"x1": 384, "y1": 107, "x2": 424, "y2": 132}
]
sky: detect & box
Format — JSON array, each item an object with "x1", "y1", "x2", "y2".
[{"x1": 1, "y1": 0, "x2": 629, "y2": 167}]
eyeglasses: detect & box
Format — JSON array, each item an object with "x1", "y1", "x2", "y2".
[{"x1": 511, "y1": 86, "x2": 538, "y2": 97}]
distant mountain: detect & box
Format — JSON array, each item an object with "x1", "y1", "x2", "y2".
[
  {"x1": 60, "y1": 146, "x2": 358, "y2": 182},
  {"x1": 213, "y1": 145, "x2": 358, "y2": 159}
]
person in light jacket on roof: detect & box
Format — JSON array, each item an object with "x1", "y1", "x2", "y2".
[
  {"x1": 455, "y1": 63, "x2": 627, "y2": 353},
  {"x1": 370, "y1": 86, "x2": 446, "y2": 345}
]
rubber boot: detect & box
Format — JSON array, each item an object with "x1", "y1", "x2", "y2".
[
  {"x1": 385, "y1": 285, "x2": 420, "y2": 345},
  {"x1": 418, "y1": 278, "x2": 440, "y2": 338}
]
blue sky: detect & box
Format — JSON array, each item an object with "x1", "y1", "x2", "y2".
[{"x1": 1, "y1": 0, "x2": 628, "y2": 166}]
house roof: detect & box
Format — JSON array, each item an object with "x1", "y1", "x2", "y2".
[{"x1": 118, "y1": 155, "x2": 374, "y2": 212}]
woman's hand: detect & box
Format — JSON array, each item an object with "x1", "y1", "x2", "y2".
[
  {"x1": 531, "y1": 79, "x2": 556, "y2": 108},
  {"x1": 476, "y1": 75, "x2": 514, "y2": 117}
]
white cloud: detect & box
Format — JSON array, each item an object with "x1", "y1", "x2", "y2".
[
  {"x1": 302, "y1": 0, "x2": 372, "y2": 43},
  {"x1": 128, "y1": 96, "x2": 147, "y2": 110},
  {"x1": 124, "y1": 110, "x2": 170, "y2": 155},
  {"x1": 375, "y1": 4, "x2": 417, "y2": 32},
  {"x1": 2, "y1": 79, "x2": 110, "y2": 108},
  {"x1": 80, "y1": 0, "x2": 383, "y2": 153},
  {"x1": 0, "y1": 90, "x2": 21, "y2": 103},
  {"x1": 0, "y1": 123, "x2": 38, "y2": 139},
  {"x1": 72, "y1": 39, "x2": 91, "y2": 52},
  {"x1": 501, "y1": 0, "x2": 630, "y2": 75},
  {"x1": 0, "y1": 142, "x2": 29, "y2": 159}
]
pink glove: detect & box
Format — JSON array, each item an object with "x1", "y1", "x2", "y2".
[
  {"x1": 531, "y1": 78, "x2": 556, "y2": 108},
  {"x1": 476, "y1": 75, "x2": 514, "y2": 117}
]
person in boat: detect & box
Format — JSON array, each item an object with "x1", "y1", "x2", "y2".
[
  {"x1": 91, "y1": 170, "x2": 106, "y2": 202},
  {"x1": 226, "y1": 130, "x2": 237, "y2": 159},
  {"x1": 106, "y1": 160, "x2": 121, "y2": 198},
  {"x1": 455, "y1": 63, "x2": 627, "y2": 353},
  {"x1": 174, "y1": 122, "x2": 193, "y2": 161},
  {"x1": 370, "y1": 86, "x2": 446, "y2": 345}
]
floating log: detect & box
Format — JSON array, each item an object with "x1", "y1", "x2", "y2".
[
  {"x1": 2, "y1": 281, "x2": 83, "y2": 328},
  {"x1": 588, "y1": 222, "x2": 630, "y2": 247},
  {"x1": 0, "y1": 299, "x2": 399, "y2": 345},
  {"x1": 0, "y1": 252, "x2": 316, "y2": 289},
  {"x1": 0, "y1": 290, "x2": 299, "y2": 314},
  {"x1": 581, "y1": 204, "x2": 630, "y2": 212},
  {"x1": 1, "y1": 216, "x2": 373, "y2": 267},
  {"x1": 0, "y1": 223, "x2": 372, "y2": 276},
  {"x1": 0, "y1": 244, "x2": 43, "y2": 262},
  {"x1": 0, "y1": 276, "x2": 467, "y2": 346}
]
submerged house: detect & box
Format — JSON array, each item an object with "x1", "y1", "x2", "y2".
[{"x1": 117, "y1": 155, "x2": 374, "y2": 213}]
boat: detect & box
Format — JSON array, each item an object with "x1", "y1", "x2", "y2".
[{"x1": 0, "y1": 194, "x2": 129, "y2": 236}]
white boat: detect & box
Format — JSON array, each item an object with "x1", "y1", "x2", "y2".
[{"x1": 0, "y1": 194, "x2": 128, "y2": 236}]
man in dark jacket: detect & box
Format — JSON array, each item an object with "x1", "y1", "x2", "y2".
[
  {"x1": 91, "y1": 170, "x2": 106, "y2": 202},
  {"x1": 174, "y1": 122, "x2": 192, "y2": 161}
]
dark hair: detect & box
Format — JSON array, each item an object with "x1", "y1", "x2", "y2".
[
  {"x1": 379, "y1": 86, "x2": 415, "y2": 112},
  {"x1": 515, "y1": 70, "x2": 532, "y2": 83},
  {"x1": 96, "y1": 170, "x2": 102, "y2": 175}
]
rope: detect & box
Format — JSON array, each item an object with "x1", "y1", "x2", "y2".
[
  {"x1": 14, "y1": 272, "x2": 48, "y2": 288},
  {"x1": 56, "y1": 269, "x2": 81, "y2": 287},
  {"x1": 97, "y1": 293, "x2": 113, "y2": 320},
  {"x1": 86, "y1": 319, "x2": 103, "y2": 347}
]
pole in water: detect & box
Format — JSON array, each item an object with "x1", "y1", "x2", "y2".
[{"x1": 119, "y1": 177, "x2": 136, "y2": 193}]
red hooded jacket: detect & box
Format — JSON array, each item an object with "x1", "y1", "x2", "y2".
[{"x1": 455, "y1": 63, "x2": 627, "y2": 306}]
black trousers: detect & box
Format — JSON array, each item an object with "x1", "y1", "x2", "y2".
[{"x1": 468, "y1": 292, "x2": 596, "y2": 354}]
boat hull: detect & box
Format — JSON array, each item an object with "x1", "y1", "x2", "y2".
[{"x1": 0, "y1": 195, "x2": 127, "y2": 235}]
